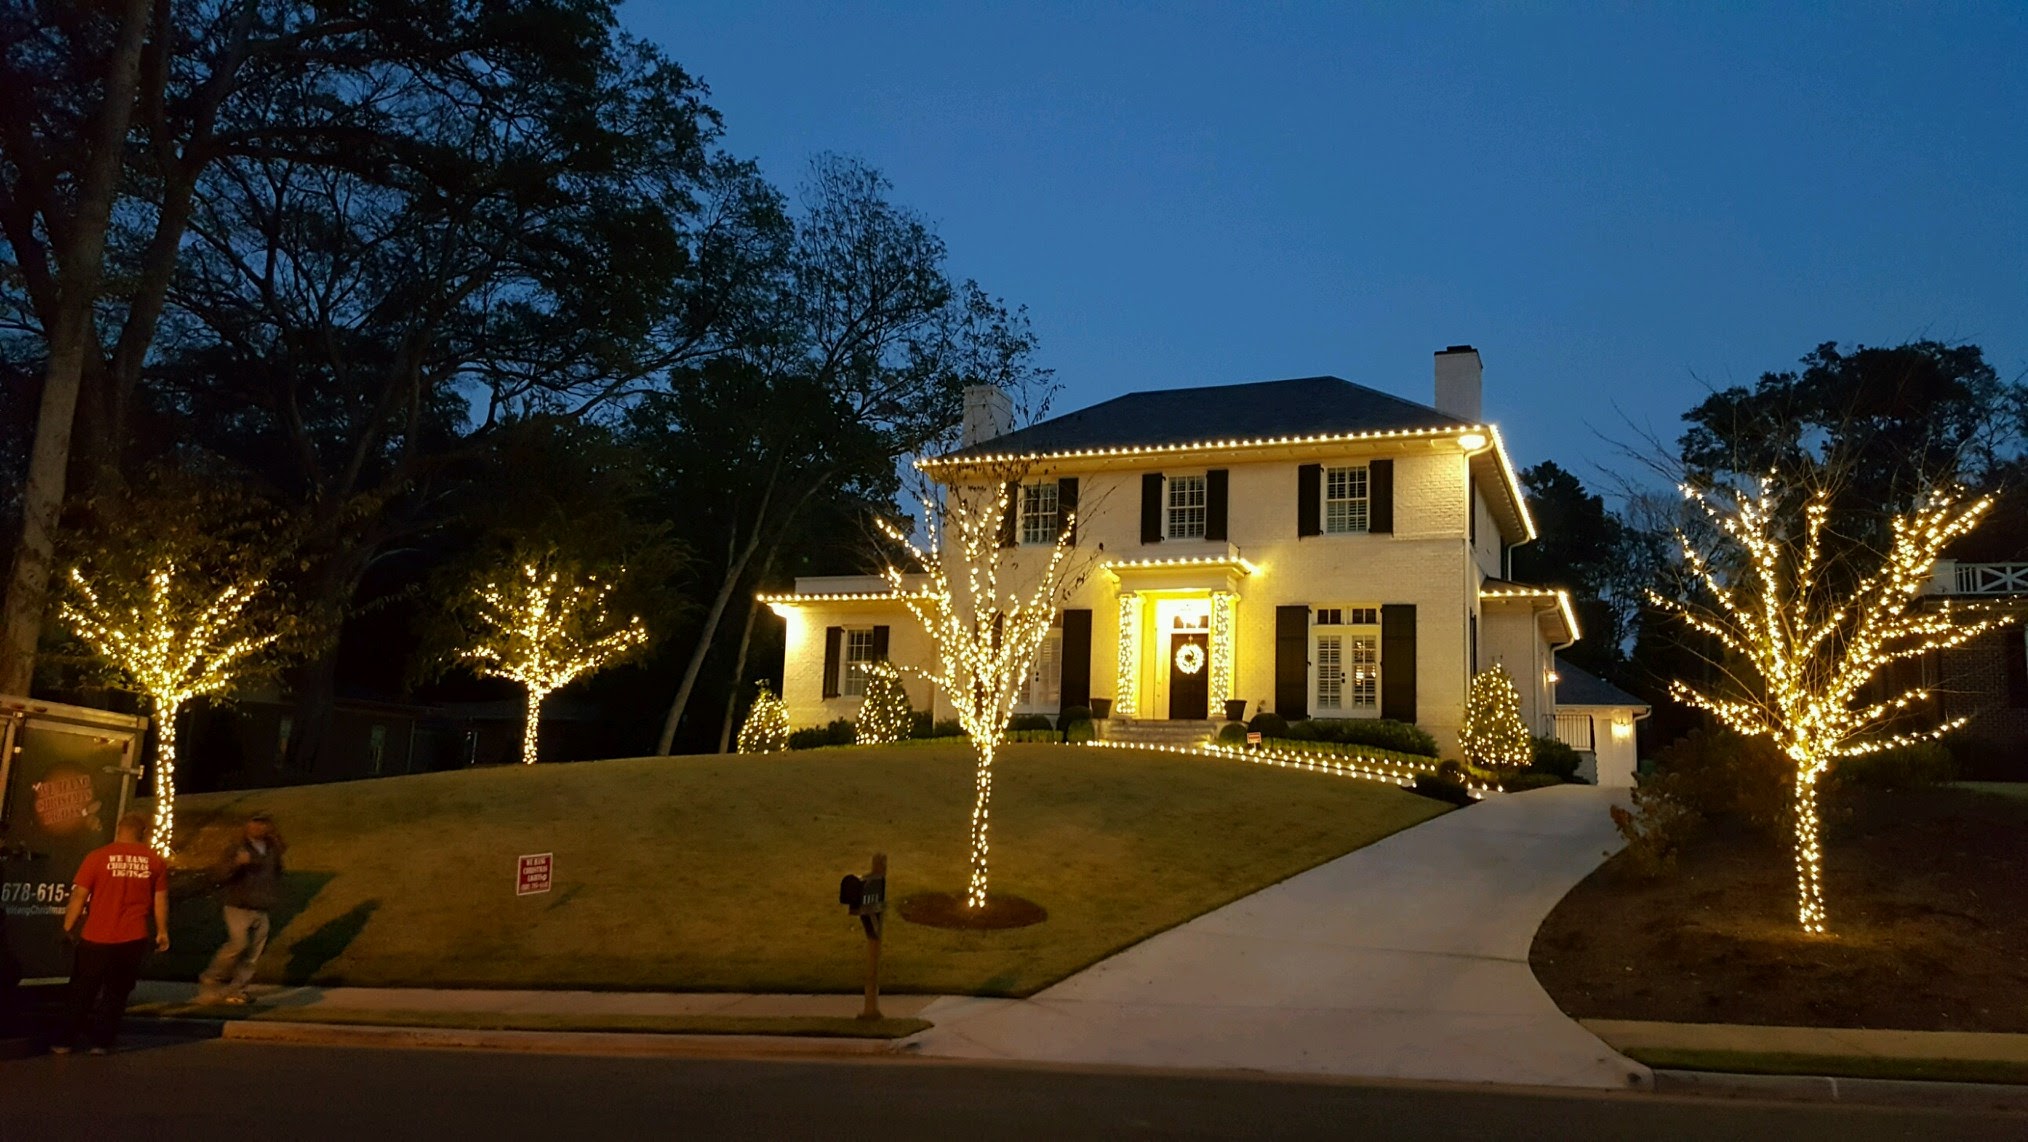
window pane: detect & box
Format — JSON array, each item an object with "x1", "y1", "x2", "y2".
[
  {"x1": 1167, "y1": 475, "x2": 1207, "y2": 539},
  {"x1": 844, "y1": 628, "x2": 876, "y2": 697},
  {"x1": 1317, "y1": 635, "x2": 1342, "y2": 710},
  {"x1": 1324, "y1": 465, "x2": 1369, "y2": 534},
  {"x1": 1349, "y1": 635, "x2": 1379, "y2": 709},
  {"x1": 1021, "y1": 482, "x2": 1059, "y2": 546}
]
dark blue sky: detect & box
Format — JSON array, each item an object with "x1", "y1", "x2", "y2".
[{"x1": 628, "y1": 3, "x2": 2026, "y2": 486}]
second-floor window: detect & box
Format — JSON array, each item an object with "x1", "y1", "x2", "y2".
[
  {"x1": 842, "y1": 628, "x2": 876, "y2": 697},
  {"x1": 1020, "y1": 481, "x2": 1059, "y2": 546},
  {"x1": 1324, "y1": 465, "x2": 1369, "y2": 534},
  {"x1": 1167, "y1": 474, "x2": 1208, "y2": 539}
]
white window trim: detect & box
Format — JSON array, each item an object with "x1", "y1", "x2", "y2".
[
  {"x1": 1164, "y1": 472, "x2": 1209, "y2": 541},
  {"x1": 1313, "y1": 606, "x2": 1382, "y2": 718},
  {"x1": 841, "y1": 627, "x2": 877, "y2": 698},
  {"x1": 1016, "y1": 626, "x2": 1064, "y2": 713},
  {"x1": 1323, "y1": 463, "x2": 1371, "y2": 536},
  {"x1": 1019, "y1": 481, "x2": 1060, "y2": 547}
]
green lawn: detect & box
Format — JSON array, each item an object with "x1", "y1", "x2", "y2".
[{"x1": 150, "y1": 744, "x2": 1445, "y2": 996}]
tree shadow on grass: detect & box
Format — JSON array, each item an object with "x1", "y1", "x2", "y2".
[{"x1": 283, "y1": 899, "x2": 380, "y2": 985}]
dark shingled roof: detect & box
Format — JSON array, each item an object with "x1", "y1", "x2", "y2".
[
  {"x1": 1554, "y1": 658, "x2": 1650, "y2": 710},
  {"x1": 945, "y1": 376, "x2": 1469, "y2": 459}
]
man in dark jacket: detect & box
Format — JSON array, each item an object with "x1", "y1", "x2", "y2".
[{"x1": 197, "y1": 812, "x2": 285, "y2": 1005}]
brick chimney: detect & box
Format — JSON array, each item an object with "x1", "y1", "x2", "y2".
[
  {"x1": 1434, "y1": 345, "x2": 1483, "y2": 422},
  {"x1": 961, "y1": 385, "x2": 1014, "y2": 447}
]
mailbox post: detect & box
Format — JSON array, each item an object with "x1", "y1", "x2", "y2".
[{"x1": 838, "y1": 852, "x2": 887, "y2": 1021}]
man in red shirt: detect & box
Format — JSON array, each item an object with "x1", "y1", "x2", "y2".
[{"x1": 54, "y1": 811, "x2": 169, "y2": 1055}]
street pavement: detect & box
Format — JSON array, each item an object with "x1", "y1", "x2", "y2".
[
  {"x1": 912, "y1": 784, "x2": 1646, "y2": 1088},
  {"x1": 3, "y1": 1036, "x2": 2021, "y2": 1141}
]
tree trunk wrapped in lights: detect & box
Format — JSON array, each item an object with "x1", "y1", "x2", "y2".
[
  {"x1": 736, "y1": 682, "x2": 790, "y2": 753},
  {"x1": 855, "y1": 660, "x2": 913, "y2": 745},
  {"x1": 461, "y1": 556, "x2": 649, "y2": 765},
  {"x1": 1461, "y1": 663, "x2": 1533, "y2": 770},
  {"x1": 1652, "y1": 478, "x2": 2007, "y2": 934},
  {"x1": 61, "y1": 567, "x2": 287, "y2": 856},
  {"x1": 881, "y1": 471, "x2": 1090, "y2": 909}
]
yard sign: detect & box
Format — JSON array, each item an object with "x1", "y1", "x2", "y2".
[{"x1": 516, "y1": 852, "x2": 553, "y2": 896}]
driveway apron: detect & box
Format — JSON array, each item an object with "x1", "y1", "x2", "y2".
[{"x1": 910, "y1": 784, "x2": 1648, "y2": 1089}]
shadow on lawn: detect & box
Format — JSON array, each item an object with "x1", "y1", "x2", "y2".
[
  {"x1": 283, "y1": 899, "x2": 380, "y2": 984},
  {"x1": 154, "y1": 870, "x2": 336, "y2": 982}
]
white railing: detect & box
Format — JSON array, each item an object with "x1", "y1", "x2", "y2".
[
  {"x1": 1553, "y1": 712, "x2": 1594, "y2": 752},
  {"x1": 1950, "y1": 562, "x2": 2028, "y2": 596}
]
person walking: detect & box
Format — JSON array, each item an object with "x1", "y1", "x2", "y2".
[
  {"x1": 55, "y1": 812, "x2": 169, "y2": 1055},
  {"x1": 197, "y1": 811, "x2": 285, "y2": 1005}
]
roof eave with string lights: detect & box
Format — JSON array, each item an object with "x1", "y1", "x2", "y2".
[
  {"x1": 1479, "y1": 583, "x2": 1581, "y2": 646},
  {"x1": 920, "y1": 423, "x2": 1536, "y2": 546}
]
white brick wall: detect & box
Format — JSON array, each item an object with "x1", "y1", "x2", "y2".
[{"x1": 771, "y1": 442, "x2": 1537, "y2": 757}]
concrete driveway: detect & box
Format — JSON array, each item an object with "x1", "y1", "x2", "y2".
[{"x1": 909, "y1": 783, "x2": 1648, "y2": 1089}]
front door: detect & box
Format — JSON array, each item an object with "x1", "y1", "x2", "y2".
[{"x1": 1168, "y1": 632, "x2": 1210, "y2": 720}]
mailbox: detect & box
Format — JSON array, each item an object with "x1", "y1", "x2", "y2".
[{"x1": 839, "y1": 852, "x2": 888, "y2": 1020}]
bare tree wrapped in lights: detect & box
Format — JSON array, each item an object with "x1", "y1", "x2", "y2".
[
  {"x1": 880, "y1": 470, "x2": 1092, "y2": 911},
  {"x1": 461, "y1": 555, "x2": 650, "y2": 765},
  {"x1": 1652, "y1": 477, "x2": 2007, "y2": 934}
]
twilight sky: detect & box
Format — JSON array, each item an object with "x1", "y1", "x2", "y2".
[{"x1": 627, "y1": 2, "x2": 2027, "y2": 487}]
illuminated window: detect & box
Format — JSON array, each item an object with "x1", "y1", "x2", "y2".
[
  {"x1": 1020, "y1": 482, "x2": 1060, "y2": 546},
  {"x1": 1167, "y1": 475, "x2": 1207, "y2": 539},
  {"x1": 1324, "y1": 465, "x2": 1369, "y2": 534},
  {"x1": 1315, "y1": 606, "x2": 1380, "y2": 714},
  {"x1": 842, "y1": 628, "x2": 876, "y2": 697}
]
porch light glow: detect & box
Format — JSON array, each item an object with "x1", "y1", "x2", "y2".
[{"x1": 1456, "y1": 432, "x2": 1489, "y2": 451}]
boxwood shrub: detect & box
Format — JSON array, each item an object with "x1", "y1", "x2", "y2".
[{"x1": 1294, "y1": 718, "x2": 1440, "y2": 758}]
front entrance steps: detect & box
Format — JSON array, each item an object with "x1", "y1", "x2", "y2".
[{"x1": 1095, "y1": 718, "x2": 1220, "y2": 748}]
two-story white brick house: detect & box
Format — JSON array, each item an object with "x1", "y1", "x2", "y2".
[{"x1": 763, "y1": 347, "x2": 1579, "y2": 757}]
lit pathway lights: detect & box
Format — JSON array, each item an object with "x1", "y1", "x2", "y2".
[{"x1": 1653, "y1": 478, "x2": 2006, "y2": 934}]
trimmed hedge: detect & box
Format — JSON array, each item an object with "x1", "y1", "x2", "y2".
[
  {"x1": 1007, "y1": 713, "x2": 1055, "y2": 733},
  {"x1": 1247, "y1": 711, "x2": 1290, "y2": 739},
  {"x1": 1503, "y1": 771, "x2": 1565, "y2": 792},
  {"x1": 1293, "y1": 718, "x2": 1440, "y2": 758},
  {"x1": 1058, "y1": 706, "x2": 1093, "y2": 729},
  {"x1": 1216, "y1": 722, "x2": 1248, "y2": 745},
  {"x1": 788, "y1": 718, "x2": 857, "y2": 750},
  {"x1": 1411, "y1": 773, "x2": 1474, "y2": 805},
  {"x1": 1530, "y1": 735, "x2": 1582, "y2": 780}
]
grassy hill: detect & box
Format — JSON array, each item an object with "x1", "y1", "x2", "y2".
[{"x1": 150, "y1": 743, "x2": 1446, "y2": 997}]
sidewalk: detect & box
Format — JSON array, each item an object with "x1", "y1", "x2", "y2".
[{"x1": 907, "y1": 784, "x2": 1648, "y2": 1089}]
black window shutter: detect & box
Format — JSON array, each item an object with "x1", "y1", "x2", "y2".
[
  {"x1": 1058, "y1": 477, "x2": 1080, "y2": 545},
  {"x1": 2007, "y1": 628, "x2": 2028, "y2": 708},
  {"x1": 999, "y1": 482, "x2": 1020, "y2": 547},
  {"x1": 1060, "y1": 609, "x2": 1092, "y2": 713},
  {"x1": 822, "y1": 626, "x2": 843, "y2": 699},
  {"x1": 1380, "y1": 605, "x2": 1417, "y2": 722},
  {"x1": 1369, "y1": 459, "x2": 1393, "y2": 535},
  {"x1": 1275, "y1": 605, "x2": 1309, "y2": 719},
  {"x1": 871, "y1": 625, "x2": 890, "y2": 661},
  {"x1": 1205, "y1": 469, "x2": 1229, "y2": 542},
  {"x1": 1140, "y1": 473, "x2": 1165, "y2": 544},
  {"x1": 1297, "y1": 464, "x2": 1321, "y2": 537}
]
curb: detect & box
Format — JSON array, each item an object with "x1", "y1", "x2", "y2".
[
  {"x1": 1652, "y1": 1068, "x2": 2028, "y2": 1111},
  {"x1": 211, "y1": 1019, "x2": 906, "y2": 1058}
]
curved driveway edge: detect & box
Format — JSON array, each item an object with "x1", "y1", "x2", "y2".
[{"x1": 909, "y1": 784, "x2": 1648, "y2": 1089}]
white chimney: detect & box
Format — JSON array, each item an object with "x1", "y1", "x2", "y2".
[
  {"x1": 961, "y1": 384, "x2": 1014, "y2": 447},
  {"x1": 1434, "y1": 345, "x2": 1483, "y2": 423}
]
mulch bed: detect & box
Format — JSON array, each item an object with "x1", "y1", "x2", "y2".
[
  {"x1": 1531, "y1": 785, "x2": 2028, "y2": 1032},
  {"x1": 898, "y1": 891, "x2": 1047, "y2": 930}
]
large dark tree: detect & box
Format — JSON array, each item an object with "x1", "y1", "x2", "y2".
[{"x1": 1510, "y1": 461, "x2": 1633, "y2": 676}]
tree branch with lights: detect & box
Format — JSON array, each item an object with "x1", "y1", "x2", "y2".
[
  {"x1": 460, "y1": 553, "x2": 650, "y2": 765},
  {"x1": 1651, "y1": 476, "x2": 2007, "y2": 934},
  {"x1": 880, "y1": 466, "x2": 1095, "y2": 911},
  {"x1": 58, "y1": 477, "x2": 304, "y2": 855}
]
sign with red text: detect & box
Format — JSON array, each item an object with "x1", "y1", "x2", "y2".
[{"x1": 515, "y1": 852, "x2": 553, "y2": 896}]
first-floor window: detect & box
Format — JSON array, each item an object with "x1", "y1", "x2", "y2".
[
  {"x1": 1020, "y1": 481, "x2": 1060, "y2": 545},
  {"x1": 1315, "y1": 606, "x2": 1380, "y2": 714},
  {"x1": 843, "y1": 628, "x2": 876, "y2": 697},
  {"x1": 1022, "y1": 628, "x2": 1063, "y2": 710}
]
